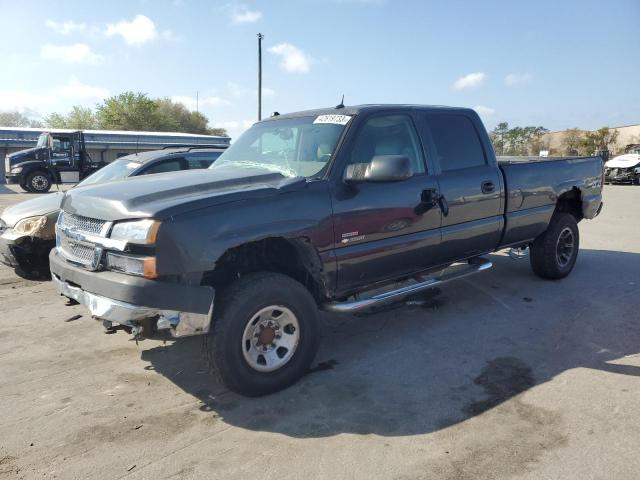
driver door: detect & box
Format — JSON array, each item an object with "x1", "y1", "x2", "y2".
[{"x1": 331, "y1": 113, "x2": 442, "y2": 295}]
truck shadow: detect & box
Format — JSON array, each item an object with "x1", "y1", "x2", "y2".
[
  {"x1": 0, "y1": 184, "x2": 18, "y2": 195},
  {"x1": 141, "y1": 248, "x2": 640, "y2": 438}
]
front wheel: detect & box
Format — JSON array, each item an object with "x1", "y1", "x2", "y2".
[
  {"x1": 204, "y1": 272, "x2": 320, "y2": 396},
  {"x1": 529, "y1": 213, "x2": 579, "y2": 279},
  {"x1": 26, "y1": 171, "x2": 51, "y2": 193}
]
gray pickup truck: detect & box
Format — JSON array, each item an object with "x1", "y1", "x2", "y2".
[{"x1": 49, "y1": 105, "x2": 604, "y2": 395}]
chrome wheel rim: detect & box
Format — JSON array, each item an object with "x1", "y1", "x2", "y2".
[
  {"x1": 555, "y1": 227, "x2": 575, "y2": 268},
  {"x1": 241, "y1": 305, "x2": 300, "y2": 372},
  {"x1": 31, "y1": 175, "x2": 48, "y2": 191}
]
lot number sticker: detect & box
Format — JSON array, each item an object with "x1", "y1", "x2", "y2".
[{"x1": 313, "y1": 115, "x2": 352, "y2": 125}]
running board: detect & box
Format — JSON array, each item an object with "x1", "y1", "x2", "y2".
[{"x1": 322, "y1": 257, "x2": 492, "y2": 313}]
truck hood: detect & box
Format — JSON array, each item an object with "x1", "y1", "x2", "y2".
[
  {"x1": 1, "y1": 192, "x2": 64, "y2": 228},
  {"x1": 61, "y1": 166, "x2": 307, "y2": 221},
  {"x1": 7, "y1": 147, "x2": 43, "y2": 165},
  {"x1": 605, "y1": 154, "x2": 640, "y2": 168}
]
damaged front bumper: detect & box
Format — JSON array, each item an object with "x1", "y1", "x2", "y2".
[
  {"x1": 0, "y1": 228, "x2": 53, "y2": 273},
  {"x1": 49, "y1": 249, "x2": 214, "y2": 337}
]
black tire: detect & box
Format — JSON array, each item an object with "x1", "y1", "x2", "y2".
[
  {"x1": 530, "y1": 213, "x2": 579, "y2": 280},
  {"x1": 204, "y1": 272, "x2": 320, "y2": 396},
  {"x1": 25, "y1": 171, "x2": 51, "y2": 193}
]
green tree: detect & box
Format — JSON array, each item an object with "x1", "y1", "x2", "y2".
[
  {"x1": 490, "y1": 122, "x2": 509, "y2": 155},
  {"x1": 580, "y1": 127, "x2": 619, "y2": 155},
  {"x1": 96, "y1": 92, "x2": 161, "y2": 131},
  {"x1": 154, "y1": 98, "x2": 215, "y2": 134},
  {"x1": 491, "y1": 123, "x2": 548, "y2": 155},
  {"x1": 45, "y1": 106, "x2": 97, "y2": 129},
  {"x1": 0, "y1": 111, "x2": 43, "y2": 128},
  {"x1": 561, "y1": 128, "x2": 585, "y2": 155}
]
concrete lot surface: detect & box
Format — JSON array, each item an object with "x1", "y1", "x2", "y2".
[{"x1": 1, "y1": 183, "x2": 639, "y2": 479}]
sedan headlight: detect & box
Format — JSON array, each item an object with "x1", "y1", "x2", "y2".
[
  {"x1": 14, "y1": 215, "x2": 48, "y2": 236},
  {"x1": 109, "y1": 219, "x2": 160, "y2": 244}
]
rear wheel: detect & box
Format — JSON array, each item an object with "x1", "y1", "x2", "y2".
[
  {"x1": 204, "y1": 272, "x2": 320, "y2": 396},
  {"x1": 26, "y1": 171, "x2": 51, "y2": 193},
  {"x1": 530, "y1": 213, "x2": 579, "y2": 279}
]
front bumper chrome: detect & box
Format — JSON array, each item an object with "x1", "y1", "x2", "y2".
[{"x1": 52, "y1": 274, "x2": 211, "y2": 337}]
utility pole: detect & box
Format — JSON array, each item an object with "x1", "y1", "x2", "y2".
[
  {"x1": 196, "y1": 91, "x2": 199, "y2": 114},
  {"x1": 257, "y1": 33, "x2": 264, "y2": 121}
]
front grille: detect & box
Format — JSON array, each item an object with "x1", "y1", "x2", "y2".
[
  {"x1": 56, "y1": 211, "x2": 110, "y2": 270},
  {"x1": 59, "y1": 235, "x2": 96, "y2": 266},
  {"x1": 59, "y1": 212, "x2": 106, "y2": 235}
]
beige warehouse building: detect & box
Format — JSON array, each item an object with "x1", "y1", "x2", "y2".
[{"x1": 543, "y1": 124, "x2": 640, "y2": 155}]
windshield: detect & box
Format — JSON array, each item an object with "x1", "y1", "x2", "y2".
[
  {"x1": 36, "y1": 133, "x2": 49, "y2": 148},
  {"x1": 211, "y1": 115, "x2": 351, "y2": 178},
  {"x1": 77, "y1": 158, "x2": 140, "y2": 187}
]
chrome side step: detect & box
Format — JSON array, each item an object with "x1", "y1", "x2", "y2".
[{"x1": 322, "y1": 257, "x2": 492, "y2": 313}]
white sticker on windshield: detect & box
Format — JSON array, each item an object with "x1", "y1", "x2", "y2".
[
  {"x1": 313, "y1": 114, "x2": 352, "y2": 125},
  {"x1": 126, "y1": 162, "x2": 139, "y2": 169}
]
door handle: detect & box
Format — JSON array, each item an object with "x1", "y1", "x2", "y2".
[
  {"x1": 417, "y1": 189, "x2": 449, "y2": 217},
  {"x1": 481, "y1": 181, "x2": 495, "y2": 194}
]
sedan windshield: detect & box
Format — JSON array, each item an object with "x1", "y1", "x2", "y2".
[
  {"x1": 211, "y1": 115, "x2": 351, "y2": 178},
  {"x1": 77, "y1": 159, "x2": 140, "y2": 187}
]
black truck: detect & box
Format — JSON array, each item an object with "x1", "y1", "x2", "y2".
[
  {"x1": 49, "y1": 105, "x2": 604, "y2": 396},
  {"x1": 5, "y1": 130, "x2": 104, "y2": 192}
]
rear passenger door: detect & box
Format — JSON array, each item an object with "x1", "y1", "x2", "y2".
[{"x1": 419, "y1": 113, "x2": 502, "y2": 261}]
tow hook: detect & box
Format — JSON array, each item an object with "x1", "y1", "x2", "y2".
[{"x1": 101, "y1": 319, "x2": 132, "y2": 335}]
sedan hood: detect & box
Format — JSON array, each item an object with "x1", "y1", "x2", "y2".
[
  {"x1": 605, "y1": 154, "x2": 640, "y2": 168},
  {"x1": 61, "y1": 166, "x2": 307, "y2": 221},
  {"x1": 1, "y1": 192, "x2": 64, "y2": 228}
]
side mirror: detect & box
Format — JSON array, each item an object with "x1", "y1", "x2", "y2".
[{"x1": 344, "y1": 155, "x2": 413, "y2": 183}]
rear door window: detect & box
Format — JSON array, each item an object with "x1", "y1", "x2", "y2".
[
  {"x1": 138, "y1": 158, "x2": 184, "y2": 175},
  {"x1": 186, "y1": 152, "x2": 223, "y2": 169},
  {"x1": 423, "y1": 114, "x2": 486, "y2": 171}
]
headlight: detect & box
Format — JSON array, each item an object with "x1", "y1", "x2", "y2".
[
  {"x1": 14, "y1": 215, "x2": 48, "y2": 236},
  {"x1": 10, "y1": 167, "x2": 23, "y2": 174},
  {"x1": 105, "y1": 252, "x2": 157, "y2": 279},
  {"x1": 109, "y1": 219, "x2": 160, "y2": 244}
]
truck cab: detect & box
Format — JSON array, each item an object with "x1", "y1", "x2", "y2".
[{"x1": 5, "y1": 130, "x2": 101, "y2": 192}]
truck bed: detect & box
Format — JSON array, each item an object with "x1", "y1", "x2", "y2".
[
  {"x1": 497, "y1": 155, "x2": 600, "y2": 164},
  {"x1": 497, "y1": 155, "x2": 603, "y2": 247}
]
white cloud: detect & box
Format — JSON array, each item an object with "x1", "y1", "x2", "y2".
[
  {"x1": 45, "y1": 20, "x2": 87, "y2": 35},
  {"x1": 232, "y1": 7, "x2": 262, "y2": 24},
  {"x1": 453, "y1": 72, "x2": 486, "y2": 91},
  {"x1": 40, "y1": 43, "x2": 104, "y2": 65},
  {"x1": 214, "y1": 119, "x2": 256, "y2": 140},
  {"x1": 52, "y1": 77, "x2": 109, "y2": 99},
  {"x1": 161, "y1": 29, "x2": 181, "y2": 42},
  {"x1": 171, "y1": 95, "x2": 229, "y2": 110},
  {"x1": 504, "y1": 72, "x2": 532, "y2": 87},
  {"x1": 474, "y1": 105, "x2": 495, "y2": 116},
  {"x1": 0, "y1": 91, "x2": 56, "y2": 114},
  {"x1": 0, "y1": 78, "x2": 109, "y2": 116},
  {"x1": 105, "y1": 15, "x2": 157, "y2": 46},
  {"x1": 227, "y1": 81, "x2": 275, "y2": 98},
  {"x1": 269, "y1": 43, "x2": 312, "y2": 73}
]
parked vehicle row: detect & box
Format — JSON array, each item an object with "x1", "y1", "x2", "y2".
[
  {"x1": 0, "y1": 146, "x2": 226, "y2": 277},
  {"x1": 41, "y1": 104, "x2": 603, "y2": 396},
  {"x1": 604, "y1": 151, "x2": 640, "y2": 184}
]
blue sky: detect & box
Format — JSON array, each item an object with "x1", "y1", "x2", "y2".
[{"x1": 1, "y1": 0, "x2": 638, "y2": 138}]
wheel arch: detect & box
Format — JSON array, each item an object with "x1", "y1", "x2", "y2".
[
  {"x1": 200, "y1": 236, "x2": 328, "y2": 303},
  {"x1": 555, "y1": 187, "x2": 583, "y2": 222}
]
